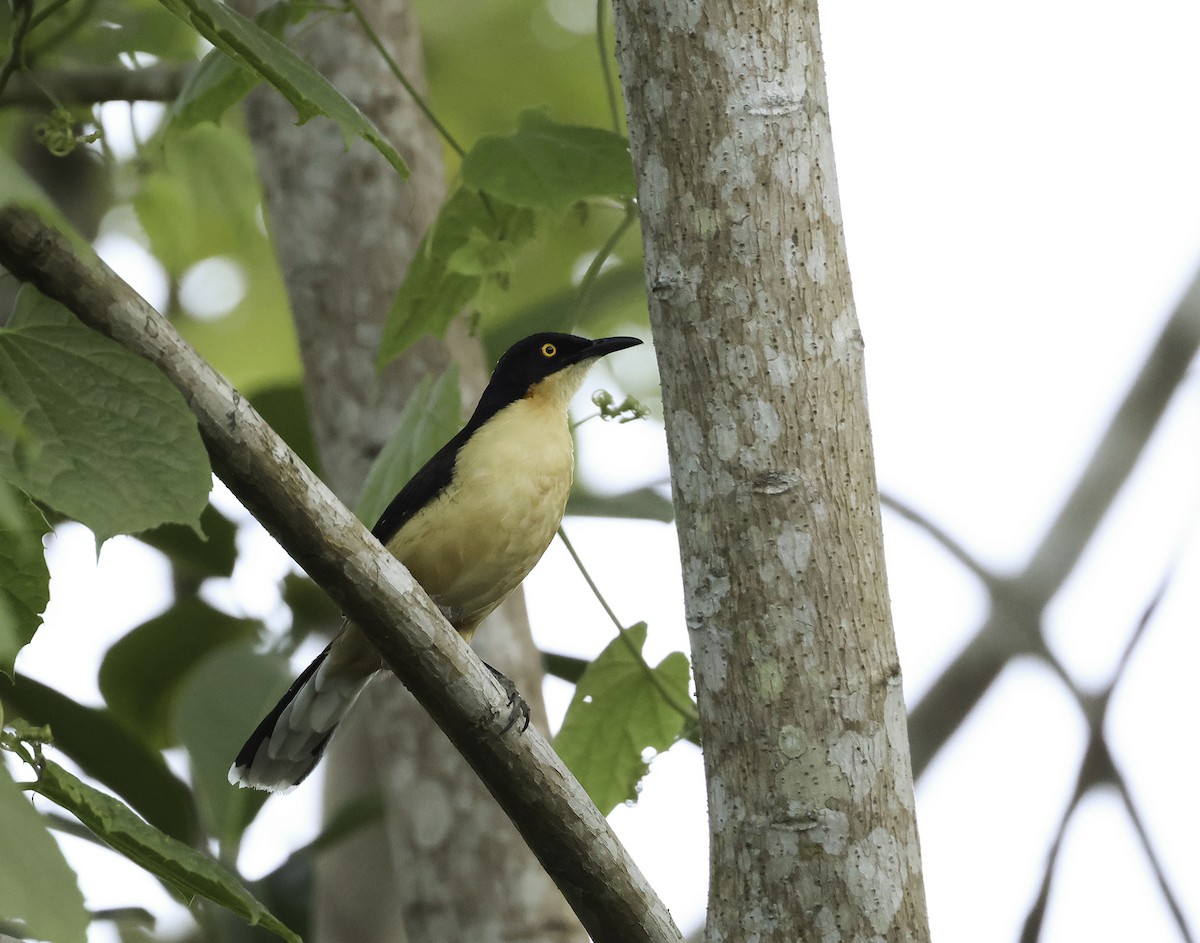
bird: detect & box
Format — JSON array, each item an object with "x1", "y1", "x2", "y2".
[{"x1": 229, "y1": 332, "x2": 643, "y2": 792}]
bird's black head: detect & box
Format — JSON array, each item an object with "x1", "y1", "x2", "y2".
[{"x1": 481, "y1": 333, "x2": 642, "y2": 410}]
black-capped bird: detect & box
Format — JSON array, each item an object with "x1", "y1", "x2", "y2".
[{"x1": 229, "y1": 333, "x2": 642, "y2": 792}]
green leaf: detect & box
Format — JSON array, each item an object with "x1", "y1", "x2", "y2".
[
  {"x1": 460, "y1": 110, "x2": 635, "y2": 213},
  {"x1": 281, "y1": 572, "x2": 341, "y2": 640},
  {"x1": 540, "y1": 650, "x2": 587, "y2": 684},
  {"x1": 356, "y1": 366, "x2": 461, "y2": 528},
  {"x1": 173, "y1": 642, "x2": 291, "y2": 847},
  {"x1": 0, "y1": 289, "x2": 211, "y2": 545},
  {"x1": 132, "y1": 173, "x2": 195, "y2": 278},
  {"x1": 0, "y1": 483, "x2": 49, "y2": 678},
  {"x1": 156, "y1": 0, "x2": 408, "y2": 179},
  {"x1": 134, "y1": 123, "x2": 266, "y2": 276},
  {"x1": 99, "y1": 598, "x2": 259, "y2": 750},
  {"x1": 378, "y1": 189, "x2": 535, "y2": 365},
  {"x1": 166, "y1": 3, "x2": 299, "y2": 131},
  {"x1": 0, "y1": 764, "x2": 89, "y2": 943},
  {"x1": 137, "y1": 123, "x2": 300, "y2": 396},
  {"x1": 168, "y1": 47, "x2": 260, "y2": 131},
  {"x1": 137, "y1": 502, "x2": 239, "y2": 585},
  {"x1": 0, "y1": 394, "x2": 26, "y2": 444},
  {"x1": 554, "y1": 623, "x2": 691, "y2": 815},
  {"x1": 0, "y1": 674, "x2": 200, "y2": 844},
  {"x1": 483, "y1": 260, "x2": 647, "y2": 359},
  {"x1": 29, "y1": 759, "x2": 301, "y2": 943},
  {"x1": 0, "y1": 151, "x2": 75, "y2": 235},
  {"x1": 445, "y1": 227, "x2": 520, "y2": 276}
]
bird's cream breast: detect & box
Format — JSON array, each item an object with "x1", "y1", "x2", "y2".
[{"x1": 387, "y1": 393, "x2": 575, "y2": 636}]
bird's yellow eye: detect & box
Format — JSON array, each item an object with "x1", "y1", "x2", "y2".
[{"x1": 540, "y1": 343, "x2": 557, "y2": 358}]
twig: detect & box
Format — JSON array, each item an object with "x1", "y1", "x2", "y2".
[
  {"x1": 1089, "y1": 568, "x2": 1194, "y2": 942},
  {"x1": 557, "y1": 525, "x2": 698, "y2": 723},
  {"x1": 880, "y1": 492, "x2": 999, "y2": 590},
  {"x1": 24, "y1": 0, "x2": 98, "y2": 61},
  {"x1": 576, "y1": 202, "x2": 637, "y2": 316},
  {"x1": 1018, "y1": 780, "x2": 1085, "y2": 943},
  {"x1": 27, "y1": 0, "x2": 71, "y2": 32},
  {"x1": 1113, "y1": 776, "x2": 1196, "y2": 943},
  {"x1": 346, "y1": 0, "x2": 464, "y2": 157},
  {"x1": 596, "y1": 0, "x2": 621, "y2": 133},
  {"x1": 0, "y1": 0, "x2": 35, "y2": 102}
]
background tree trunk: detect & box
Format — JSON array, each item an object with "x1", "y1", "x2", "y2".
[
  {"x1": 611, "y1": 1, "x2": 931, "y2": 939},
  {"x1": 235, "y1": 2, "x2": 584, "y2": 939}
]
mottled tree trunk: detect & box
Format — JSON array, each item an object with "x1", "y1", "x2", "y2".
[
  {"x1": 235, "y1": 2, "x2": 583, "y2": 940},
  {"x1": 611, "y1": 1, "x2": 931, "y2": 940}
]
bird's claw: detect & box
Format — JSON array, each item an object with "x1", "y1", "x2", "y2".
[{"x1": 486, "y1": 663, "x2": 531, "y2": 734}]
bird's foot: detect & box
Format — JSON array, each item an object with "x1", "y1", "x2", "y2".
[{"x1": 485, "y1": 663, "x2": 531, "y2": 734}]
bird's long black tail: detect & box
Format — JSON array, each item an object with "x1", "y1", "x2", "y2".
[{"x1": 228, "y1": 642, "x2": 375, "y2": 793}]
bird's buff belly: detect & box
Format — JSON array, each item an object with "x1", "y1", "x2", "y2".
[
  {"x1": 398, "y1": 490, "x2": 564, "y2": 633},
  {"x1": 386, "y1": 407, "x2": 573, "y2": 636}
]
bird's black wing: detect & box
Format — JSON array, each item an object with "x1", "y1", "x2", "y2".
[
  {"x1": 369, "y1": 378, "x2": 520, "y2": 546},
  {"x1": 369, "y1": 424, "x2": 473, "y2": 545},
  {"x1": 369, "y1": 434, "x2": 463, "y2": 545}
]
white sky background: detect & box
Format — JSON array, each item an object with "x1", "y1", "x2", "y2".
[{"x1": 13, "y1": 0, "x2": 1200, "y2": 941}]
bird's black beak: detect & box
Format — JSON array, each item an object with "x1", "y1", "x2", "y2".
[{"x1": 571, "y1": 335, "x2": 643, "y2": 365}]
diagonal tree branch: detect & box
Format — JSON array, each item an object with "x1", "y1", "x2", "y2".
[
  {"x1": 1019, "y1": 296, "x2": 1200, "y2": 599},
  {"x1": 0, "y1": 203, "x2": 684, "y2": 943},
  {"x1": 908, "y1": 269, "x2": 1200, "y2": 776},
  {"x1": 0, "y1": 64, "x2": 194, "y2": 106}
]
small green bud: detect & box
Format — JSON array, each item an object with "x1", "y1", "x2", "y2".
[{"x1": 593, "y1": 390, "x2": 651, "y2": 423}]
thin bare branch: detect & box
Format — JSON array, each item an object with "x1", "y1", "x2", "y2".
[
  {"x1": 0, "y1": 64, "x2": 193, "y2": 106},
  {"x1": 1109, "y1": 563, "x2": 1172, "y2": 688},
  {"x1": 1018, "y1": 780, "x2": 1086, "y2": 943},
  {"x1": 1113, "y1": 776, "x2": 1196, "y2": 943},
  {"x1": 880, "y1": 492, "x2": 999, "y2": 589}
]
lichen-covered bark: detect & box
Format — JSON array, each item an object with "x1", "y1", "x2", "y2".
[
  {"x1": 234, "y1": 2, "x2": 583, "y2": 939},
  {"x1": 610, "y1": 1, "x2": 931, "y2": 939}
]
